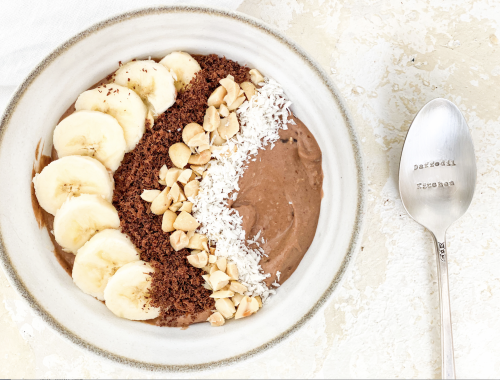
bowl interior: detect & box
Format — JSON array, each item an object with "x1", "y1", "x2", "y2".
[{"x1": 0, "y1": 7, "x2": 363, "y2": 370}]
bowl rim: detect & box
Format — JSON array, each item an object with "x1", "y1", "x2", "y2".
[{"x1": 0, "y1": 5, "x2": 366, "y2": 372}]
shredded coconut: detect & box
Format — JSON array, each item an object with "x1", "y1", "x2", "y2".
[{"x1": 192, "y1": 79, "x2": 291, "y2": 303}]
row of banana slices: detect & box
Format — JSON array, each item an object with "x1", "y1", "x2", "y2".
[
  {"x1": 33, "y1": 52, "x2": 203, "y2": 321},
  {"x1": 140, "y1": 69, "x2": 266, "y2": 326},
  {"x1": 54, "y1": 51, "x2": 202, "y2": 171}
]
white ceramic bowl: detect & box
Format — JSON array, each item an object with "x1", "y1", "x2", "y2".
[{"x1": 0, "y1": 6, "x2": 364, "y2": 371}]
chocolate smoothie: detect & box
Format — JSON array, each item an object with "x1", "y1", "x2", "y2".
[
  {"x1": 32, "y1": 54, "x2": 323, "y2": 327},
  {"x1": 231, "y1": 117, "x2": 323, "y2": 285}
]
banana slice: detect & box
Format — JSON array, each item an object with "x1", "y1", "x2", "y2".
[
  {"x1": 113, "y1": 60, "x2": 176, "y2": 117},
  {"x1": 53, "y1": 110, "x2": 126, "y2": 171},
  {"x1": 54, "y1": 194, "x2": 120, "y2": 254},
  {"x1": 32, "y1": 156, "x2": 113, "y2": 216},
  {"x1": 159, "y1": 51, "x2": 201, "y2": 92},
  {"x1": 72, "y1": 229, "x2": 140, "y2": 301},
  {"x1": 75, "y1": 83, "x2": 149, "y2": 152},
  {"x1": 104, "y1": 260, "x2": 160, "y2": 320}
]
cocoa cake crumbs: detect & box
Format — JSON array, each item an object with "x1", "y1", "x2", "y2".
[{"x1": 112, "y1": 54, "x2": 250, "y2": 326}]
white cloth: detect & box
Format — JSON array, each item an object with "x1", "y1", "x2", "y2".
[{"x1": 0, "y1": 0, "x2": 243, "y2": 113}]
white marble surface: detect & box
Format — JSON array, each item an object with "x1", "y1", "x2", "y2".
[{"x1": 2, "y1": 0, "x2": 500, "y2": 378}]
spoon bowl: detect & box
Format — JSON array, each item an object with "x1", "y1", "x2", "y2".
[
  {"x1": 399, "y1": 98, "x2": 476, "y2": 236},
  {"x1": 399, "y1": 98, "x2": 476, "y2": 379}
]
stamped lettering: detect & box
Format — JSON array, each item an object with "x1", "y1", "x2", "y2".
[
  {"x1": 438, "y1": 242, "x2": 446, "y2": 262},
  {"x1": 417, "y1": 181, "x2": 455, "y2": 190},
  {"x1": 414, "y1": 160, "x2": 456, "y2": 170}
]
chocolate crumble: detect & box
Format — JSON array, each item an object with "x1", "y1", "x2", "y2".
[{"x1": 112, "y1": 54, "x2": 250, "y2": 326}]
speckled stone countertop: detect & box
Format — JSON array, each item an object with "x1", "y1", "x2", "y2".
[{"x1": 1, "y1": 0, "x2": 499, "y2": 378}]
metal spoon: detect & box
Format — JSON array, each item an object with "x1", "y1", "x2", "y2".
[{"x1": 399, "y1": 98, "x2": 476, "y2": 379}]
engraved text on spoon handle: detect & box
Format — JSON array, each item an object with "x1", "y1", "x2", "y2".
[{"x1": 433, "y1": 233, "x2": 456, "y2": 380}]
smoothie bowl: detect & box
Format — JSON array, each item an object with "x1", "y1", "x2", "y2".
[{"x1": 0, "y1": 6, "x2": 364, "y2": 371}]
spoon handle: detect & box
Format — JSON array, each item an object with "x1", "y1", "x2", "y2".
[{"x1": 433, "y1": 233, "x2": 456, "y2": 379}]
